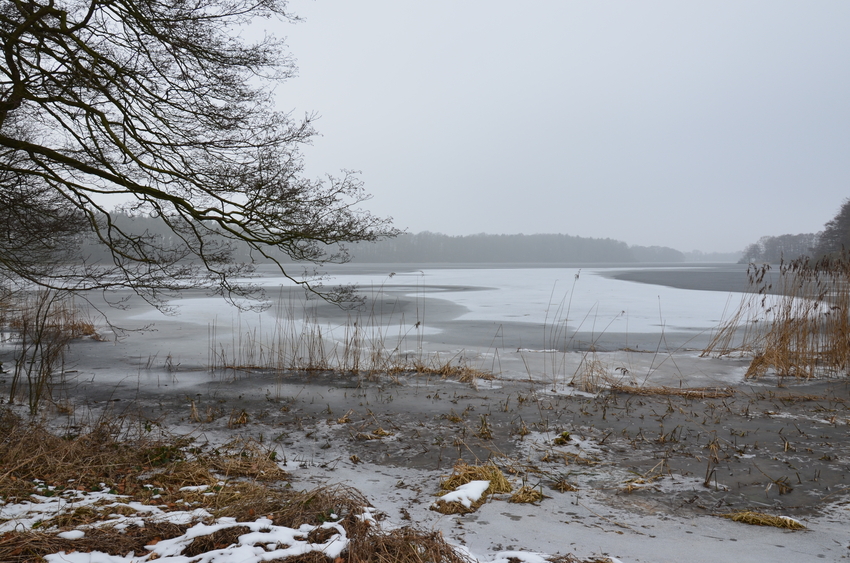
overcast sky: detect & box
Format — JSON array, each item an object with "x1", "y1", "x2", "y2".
[{"x1": 271, "y1": 1, "x2": 850, "y2": 253}]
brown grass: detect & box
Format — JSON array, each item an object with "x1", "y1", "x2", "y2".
[
  {"x1": 182, "y1": 525, "x2": 253, "y2": 556},
  {"x1": 550, "y1": 476, "x2": 579, "y2": 493},
  {"x1": 430, "y1": 495, "x2": 487, "y2": 515},
  {"x1": 431, "y1": 460, "x2": 513, "y2": 515},
  {"x1": 205, "y1": 437, "x2": 288, "y2": 481},
  {"x1": 622, "y1": 459, "x2": 670, "y2": 493},
  {"x1": 509, "y1": 485, "x2": 547, "y2": 504},
  {"x1": 548, "y1": 557, "x2": 623, "y2": 563},
  {"x1": 0, "y1": 410, "x2": 290, "y2": 512},
  {"x1": 718, "y1": 511, "x2": 806, "y2": 530},
  {"x1": 609, "y1": 384, "x2": 734, "y2": 399},
  {"x1": 422, "y1": 359, "x2": 495, "y2": 382},
  {"x1": 0, "y1": 410, "x2": 486, "y2": 562},
  {"x1": 0, "y1": 410, "x2": 187, "y2": 501},
  {"x1": 347, "y1": 527, "x2": 475, "y2": 563},
  {"x1": 271, "y1": 485, "x2": 371, "y2": 528},
  {"x1": 540, "y1": 451, "x2": 599, "y2": 466},
  {"x1": 703, "y1": 256, "x2": 850, "y2": 381},
  {"x1": 268, "y1": 553, "x2": 331, "y2": 563},
  {"x1": 0, "y1": 522, "x2": 190, "y2": 563},
  {"x1": 439, "y1": 460, "x2": 512, "y2": 495}
]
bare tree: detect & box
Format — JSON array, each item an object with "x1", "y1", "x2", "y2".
[{"x1": 0, "y1": 0, "x2": 396, "y2": 308}]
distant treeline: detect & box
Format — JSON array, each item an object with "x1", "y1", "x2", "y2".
[
  {"x1": 739, "y1": 233, "x2": 820, "y2": 264},
  {"x1": 738, "y1": 198, "x2": 850, "y2": 264},
  {"x1": 346, "y1": 232, "x2": 685, "y2": 263},
  {"x1": 79, "y1": 213, "x2": 691, "y2": 264}
]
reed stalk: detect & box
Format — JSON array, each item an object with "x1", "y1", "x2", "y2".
[{"x1": 703, "y1": 254, "x2": 850, "y2": 380}]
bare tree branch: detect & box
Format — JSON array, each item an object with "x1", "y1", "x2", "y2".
[{"x1": 0, "y1": 0, "x2": 397, "y2": 309}]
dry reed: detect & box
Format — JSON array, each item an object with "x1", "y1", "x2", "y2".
[
  {"x1": 208, "y1": 294, "x2": 495, "y2": 385},
  {"x1": 703, "y1": 256, "x2": 850, "y2": 380},
  {"x1": 569, "y1": 351, "x2": 613, "y2": 393},
  {"x1": 431, "y1": 493, "x2": 487, "y2": 515},
  {"x1": 509, "y1": 485, "x2": 547, "y2": 504}
]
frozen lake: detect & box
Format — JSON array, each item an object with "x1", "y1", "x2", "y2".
[
  {"x1": 79, "y1": 263, "x2": 755, "y2": 390},
  {"x1": 0, "y1": 263, "x2": 757, "y2": 397},
  {"x1": 125, "y1": 263, "x2": 749, "y2": 350},
  {"x1": 284, "y1": 264, "x2": 748, "y2": 334}
]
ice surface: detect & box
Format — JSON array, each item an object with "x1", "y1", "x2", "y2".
[{"x1": 253, "y1": 267, "x2": 749, "y2": 334}]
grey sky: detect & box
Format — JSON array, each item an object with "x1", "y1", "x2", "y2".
[{"x1": 272, "y1": 1, "x2": 850, "y2": 252}]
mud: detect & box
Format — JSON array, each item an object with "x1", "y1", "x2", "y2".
[{"x1": 44, "y1": 366, "x2": 850, "y2": 520}]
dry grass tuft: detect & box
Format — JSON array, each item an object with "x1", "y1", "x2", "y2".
[
  {"x1": 540, "y1": 451, "x2": 599, "y2": 466},
  {"x1": 147, "y1": 460, "x2": 219, "y2": 490},
  {"x1": 205, "y1": 437, "x2": 287, "y2": 481},
  {"x1": 182, "y1": 525, "x2": 253, "y2": 557},
  {"x1": 272, "y1": 485, "x2": 371, "y2": 528},
  {"x1": 205, "y1": 482, "x2": 372, "y2": 528},
  {"x1": 270, "y1": 552, "x2": 332, "y2": 563},
  {"x1": 609, "y1": 384, "x2": 734, "y2": 399},
  {"x1": 509, "y1": 485, "x2": 547, "y2": 504},
  {"x1": 550, "y1": 476, "x2": 579, "y2": 493},
  {"x1": 228, "y1": 408, "x2": 250, "y2": 427},
  {"x1": 353, "y1": 428, "x2": 393, "y2": 441},
  {"x1": 347, "y1": 527, "x2": 474, "y2": 563},
  {"x1": 431, "y1": 461, "x2": 512, "y2": 515},
  {"x1": 719, "y1": 510, "x2": 806, "y2": 530},
  {"x1": 621, "y1": 460, "x2": 669, "y2": 493},
  {"x1": 547, "y1": 557, "x2": 623, "y2": 563},
  {"x1": 204, "y1": 480, "x2": 282, "y2": 520},
  {"x1": 439, "y1": 460, "x2": 512, "y2": 495},
  {"x1": 553, "y1": 431, "x2": 572, "y2": 445},
  {"x1": 412, "y1": 356, "x2": 495, "y2": 383},
  {"x1": 430, "y1": 495, "x2": 486, "y2": 515}
]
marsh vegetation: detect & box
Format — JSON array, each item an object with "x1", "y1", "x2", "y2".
[{"x1": 703, "y1": 255, "x2": 850, "y2": 380}]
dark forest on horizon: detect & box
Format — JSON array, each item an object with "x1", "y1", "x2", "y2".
[
  {"x1": 79, "y1": 213, "x2": 740, "y2": 265},
  {"x1": 347, "y1": 232, "x2": 684, "y2": 263}
]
